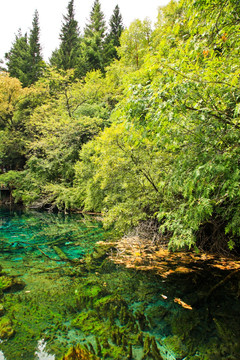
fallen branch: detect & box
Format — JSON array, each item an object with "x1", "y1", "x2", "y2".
[
  {"x1": 0, "y1": 238, "x2": 82, "y2": 264},
  {"x1": 35, "y1": 245, "x2": 83, "y2": 264},
  {"x1": 206, "y1": 267, "x2": 240, "y2": 298}
]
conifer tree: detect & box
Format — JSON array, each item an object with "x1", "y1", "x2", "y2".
[
  {"x1": 105, "y1": 5, "x2": 124, "y2": 63},
  {"x1": 50, "y1": 0, "x2": 80, "y2": 70},
  {"x1": 108, "y1": 5, "x2": 124, "y2": 48},
  {"x1": 29, "y1": 10, "x2": 43, "y2": 83},
  {"x1": 84, "y1": 0, "x2": 106, "y2": 38},
  {"x1": 5, "y1": 30, "x2": 31, "y2": 87},
  {"x1": 80, "y1": 0, "x2": 107, "y2": 73}
]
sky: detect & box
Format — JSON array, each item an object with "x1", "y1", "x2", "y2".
[{"x1": 0, "y1": 0, "x2": 170, "y2": 62}]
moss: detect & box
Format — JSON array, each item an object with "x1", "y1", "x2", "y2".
[
  {"x1": 151, "y1": 337, "x2": 163, "y2": 360},
  {"x1": 127, "y1": 344, "x2": 133, "y2": 359},
  {"x1": 146, "y1": 304, "x2": 168, "y2": 328},
  {"x1": 171, "y1": 310, "x2": 200, "y2": 339},
  {"x1": 136, "y1": 331, "x2": 144, "y2": 346},
  {"x1": 213, "y1": 317, "x2": 237, "y2": 343},
  {"x1": 135, "y1": 310, "x2": 149, "y2": 331},
  {"x1": 0, "y1": 276, "x2": 14, "y2": 291},
  {"x1": 61, "y1": 344, "x2": 99, "y2": 359},
  {"x1": 95, "y1": 294, "x2": 128, "y2": 319},
  {"x1": 95, "y1": 337, "x2": 102, "y2": 356},
  {"x1": 72, "y1": 310, "x2": 108, "y2": 336},
  {"x1": 101, "y1": 344, "x2": 124, "y2": 360},
  {"x1": 143, "y1": 334, "x2": 152, "y2": 356},
  {"x1": 0, "y1": 275, "x2": 25, "y2": 292},
  {"x1": 163, "y1": 335, "x2": 187, "y2": 359},
  {"x1": 94, "y1": 295, "x2": 113, "y2": 309},
  {"x1": 0, "y1": 317, "x2": 15, "y2": 339}
]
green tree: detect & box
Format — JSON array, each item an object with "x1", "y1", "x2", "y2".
[
  {"x1": 104, "y1": 5, "x2": 124, "y2": 63},
  {"x1": 0, "y1": 73, "x2": 29, "y2": 170},
  {"x1": 84, "y1": 0, "x2": 106, "y2": 38},
  {"x1": 5, "y1": 11, "x2": 44, "y2": 87},
  {"x1": 5, "y1": 30, "x2": 31, "y2": 87},
  {"x1": 29, "y1": 10, "x2": 43, "y2": 83},
  {"x1": 50, "y1": 0, "x2": 80, "y2": 71},
  {"x1": 80, "y1": 0, "x2": 107, "y2": 74},
  {"x1": 118, "y1": 19, "x2": 152, "y2": 69}
]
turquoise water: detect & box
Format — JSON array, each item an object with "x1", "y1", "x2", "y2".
[{"x1": 0, "y1": 206, "x2": 239, "y2": 360}]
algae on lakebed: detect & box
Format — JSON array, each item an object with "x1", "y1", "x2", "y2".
[{"x1": 0, "y1": 207, "x2": 240, "y2": 359}]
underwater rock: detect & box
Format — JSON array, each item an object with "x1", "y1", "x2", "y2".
[
  {"x1": 0, "y1": 276, "x2": 16, "y2": 291},
  {"x1": 0, "y1": 317, "x2": 15, "y2": 339},
  {"x1": 0, "y1": 275, "x2": 25, "y2": 292}
]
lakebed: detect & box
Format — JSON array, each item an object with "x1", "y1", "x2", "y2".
[{"x1": 0, "y1": 206, "x2": 239, "y2": 360}]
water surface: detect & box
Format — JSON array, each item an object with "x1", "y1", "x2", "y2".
[{"x1": 0, "y1": 206, "x2": 239, "y2": 360}]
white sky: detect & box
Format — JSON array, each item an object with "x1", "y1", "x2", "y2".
[{"x1": 0, "y1": 0, "x2": 170, "y2": 62}]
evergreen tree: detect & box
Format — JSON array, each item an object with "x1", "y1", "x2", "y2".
[
  {"x1": 50, "y1": 0, "x2": 80, "y2": 70},
  {"x1": 5, "y1": 30, "x2": 31, "y2": 87},
  {"x1": 105, "y1": 5, "x2": 124, "y2": 63},
  {"x1": 108, "y1": 5, "x2": 124, "y2": 48},
  {"x1": 29, "y1": 10, "x2": 43, "y2": 83},
  {"x1": 84, "y1": 0, "x2": 106, "y2": 38},
  {"x1": 80, "y1": 0, "x2": 107, "y2": 73}
]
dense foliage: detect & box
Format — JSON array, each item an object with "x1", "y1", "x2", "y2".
[
  {"x1": 0, "y1": 0, "x2": 239, "y2": 252},
  {"x1": 5, "y1": 11, "x2": 44, "y2": 86}
]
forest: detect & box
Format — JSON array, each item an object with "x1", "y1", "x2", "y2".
[{"x1": 0, "y1": 0, "x2": 240, "y2": 254}]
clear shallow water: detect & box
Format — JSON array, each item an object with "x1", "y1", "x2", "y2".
[{"x1": 0, "y1": 206, "x2": 239, "y2": 360}]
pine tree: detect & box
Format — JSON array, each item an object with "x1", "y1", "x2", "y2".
[
  {"x1": 105, "y1": 5, "x2": 124, "y2": 63},
  {"x1": 108, "y1": 5, "x2": 124, "y2": 48},
  {"x1": 50, "y1": 0, "x2": 80, "y2": 70},
  {"x1": 84, "y1": 0, "x2": 106, "y2": 38},
  {"x1": 29, "y1": 10, "x2": 43, "y2": 83},
  {"x1": 80, "y1": 0, "x2": 107, "y2": 73},
  {"x1": 5, "y1": 30, "x2": 31, "y2": 87}
]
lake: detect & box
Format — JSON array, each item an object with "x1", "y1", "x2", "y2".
[{"x1": 0, "y1": 206, "x2": 239, "y2": 360}]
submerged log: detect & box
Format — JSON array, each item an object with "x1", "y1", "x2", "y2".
[{"x1": 52, "y1": 245, "x2": 70, "y2": 261}]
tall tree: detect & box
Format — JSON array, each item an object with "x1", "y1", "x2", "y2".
[
  {"x1": 50, "y1": 0, "x2": 80, "y2": 70},
  {"x1": 29, "y1": 10, "x2": 43, "y2": 83},
  {"x1": 84, "y1": 0, "x2": 106, "y2": 38},
  {"x1": 105, "y1": 5, "x2": 124, "y2": 64},
  {"x1": 80, "y1": 0, "x2": 107, "y2": 73},
  {"x1": 118, "y1": 19, "x2": 152, "y2": 69},
  {"x1": 108, "y1": 5, "x2": 124, "y2": 47},
  {"x1": 5, "y1": 30, "x2": 31, "y2": 87}
]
